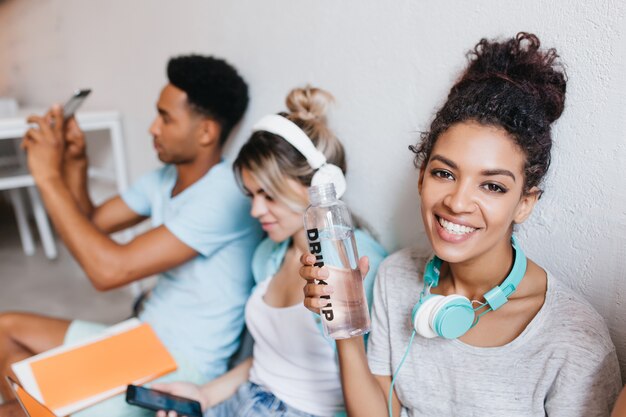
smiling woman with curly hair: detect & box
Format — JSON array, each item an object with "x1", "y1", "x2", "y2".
[{"x1": 301, "y1": 33, "x2": 622, "y2": 417}]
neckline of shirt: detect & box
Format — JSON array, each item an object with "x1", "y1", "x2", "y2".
[{"x1": 449, "y1": 271, "x2": 554, "y2": 354}]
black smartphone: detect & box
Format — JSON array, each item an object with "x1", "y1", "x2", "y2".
[
  {"x1": 125, "y1": 384, "x2": 203, "y2": 417},
  {"x1": 63, "y1": 89, "x2": 91, "y2": 120}
]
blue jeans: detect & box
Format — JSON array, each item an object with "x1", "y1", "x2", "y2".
[{"x1": 205, "y1": 382, "x2": 320, "y2": 417}]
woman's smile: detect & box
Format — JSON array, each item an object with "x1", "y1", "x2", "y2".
[{"x1": 435, "y1": 214, "x2": 479, "y2": 243}]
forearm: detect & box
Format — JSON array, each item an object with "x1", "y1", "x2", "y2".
[
  {"x1": 201, "y1": 357, "x2": 252, "y2": 408},
  {"x1": 336, "y1": 337, "x2": 390, "y2": 417},
  {"x1": 62, "y1": 159, "x2": 95, "y2": 217},
  {"x1": 36, "y1": 176, "x2": 130, "y2": 289}
]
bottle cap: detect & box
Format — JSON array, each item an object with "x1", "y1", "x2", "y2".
[{"x1": 308, "y1": 183, "x2": 337, "y2": 206}]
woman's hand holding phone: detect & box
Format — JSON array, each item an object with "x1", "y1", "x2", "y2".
[{"x1": 151, "y1": 382, "x2": 206, "y2": 417}]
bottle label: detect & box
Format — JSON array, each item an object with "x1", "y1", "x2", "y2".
[{"x1": 306, "y1": 228, "x2": 334, "y2": 321}]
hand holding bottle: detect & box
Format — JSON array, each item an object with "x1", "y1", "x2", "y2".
[
  {"x1": 303, "y1": 183, "x2": 372, "y2": 339},
  {"x1": 300, "y1": 253, "x2": 370, "y2": 315}
]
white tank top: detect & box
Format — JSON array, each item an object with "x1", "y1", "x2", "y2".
[{"x1": 246, "y1": 277, "x2": 344, "y2": 417}]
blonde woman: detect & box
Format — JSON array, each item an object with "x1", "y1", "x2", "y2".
[{"x1": 154, "y1": 86, "x2": 386, "y2": 417}]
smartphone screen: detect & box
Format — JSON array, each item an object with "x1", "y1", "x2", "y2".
[
  {"x1": 63, "y1": 89, "x2": 91, "y2": 120},
  {"x1": 126, "y1": 385, "x2": 202, "y2": 417}
]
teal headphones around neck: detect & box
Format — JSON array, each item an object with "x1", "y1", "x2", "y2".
[
  {"x1": 410, "y1": 235, "x2": 527, "y2": 339},
  {"x1": 387, "y1": 236, "x2": 528, "y2": 417}
]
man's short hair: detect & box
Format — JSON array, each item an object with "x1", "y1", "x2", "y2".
[{"x1": 167, "y1": 55, "x2": 249, "y2": 146}]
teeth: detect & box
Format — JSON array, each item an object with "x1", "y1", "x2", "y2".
[{"x1": 438, "y1": 217, "x2": 476, "y2": 235}]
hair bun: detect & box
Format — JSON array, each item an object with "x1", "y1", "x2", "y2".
[
  {"x1": 286, "y1": 86, "x2": 335, "y2": 122},
  {"x1": 459, "y1": 32, "x2": 567, "y2": 123}
]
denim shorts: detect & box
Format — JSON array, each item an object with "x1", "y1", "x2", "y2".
[{"x1": 205, "y1": 381, "x2": 320, "y2": 417}]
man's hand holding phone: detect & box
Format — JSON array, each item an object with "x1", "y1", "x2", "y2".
[
  {"x1": 60, "y1": 89, "x2": 90, "y2": 163},
  {"x1": 22, "y1": 90, "x2": 90, "y2": 184},
  {"x1": 62, "y1": 111, "x2": 87, "y2": 163},
  {"x1": 22, "y1": 105, "x2": 66, "y2": 183}
]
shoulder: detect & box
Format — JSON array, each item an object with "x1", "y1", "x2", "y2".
[
  {"x1": 542, "y1": 273, "x2": 616, "y2": 356},
  {"x1": 206, "y1": 159, "x2": 235, "y2": 181},
  {"x1": 185, "y1": 161, "x2": 250, "y2": 214},
  {"x1": 374, "y1": 246, "x2": 431, "y2": 297},
  {"x1": 134, "y1": 164, "x2": 173, "y2": 187},
  {"x1": 252, "y1": 238, "x2": 288, "y2": 284},
  {"x1": 378, "y1": 246, "x2": 430, "y2": 278},
  {"x1": 370, "y1": 247, "x2": 431, "y2": 323},
  {"x1": 122, "y1": 165, "x2": 173, "y2": 212},
  {"x1": 196, "y1": 160, "x2": 240, "y2": 195},
  {"x1": 535, "y1": 274, "x2": 622, "y2": 407},
  {"x1": 253, "y1": 238, "x2": 281, "y2": 263}
]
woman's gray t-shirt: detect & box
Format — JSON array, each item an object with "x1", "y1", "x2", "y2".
[{"x1": 367, "y1": 247, "x2": 621, "y2": 417}]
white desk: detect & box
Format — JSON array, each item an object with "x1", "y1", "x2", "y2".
[
  {"x1": 0, "y1": 110, "x2": 129, "y2": 191},
  {"x1": 0, "y1": 110, "x2": 130, "y2": 260}
]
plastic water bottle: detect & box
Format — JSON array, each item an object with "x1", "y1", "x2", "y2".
[{"x1": 304, "y1": 183, "x2": 370, "y2": 339}]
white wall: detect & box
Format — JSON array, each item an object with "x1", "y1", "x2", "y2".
[{"x1": 1, "y1": 0, "x2": 625, "y2": 376}]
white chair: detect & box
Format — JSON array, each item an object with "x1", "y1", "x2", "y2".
[{"x1": 0, "y1": 138, "x2": 58, "y2": 259}]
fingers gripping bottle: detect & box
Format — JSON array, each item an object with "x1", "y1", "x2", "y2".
[{"x1": 304, "y1": 183, "x2": 371, "y2": 339}]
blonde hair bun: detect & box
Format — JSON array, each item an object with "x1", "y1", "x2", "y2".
[{"x1": 286, "y1": 86, "x2": 335, "y2": 122}]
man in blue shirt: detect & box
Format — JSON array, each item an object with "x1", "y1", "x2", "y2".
[{"x1": 0, "y1": 55, "x2": 263, "y2": 416}]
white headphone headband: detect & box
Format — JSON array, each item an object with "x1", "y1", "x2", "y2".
[
  {"x1": 251, "y1": 113, "x2": 347, "y2": 198},
  {"x1": 252, "y1": 115, "x2": 327, "y2": 169}
]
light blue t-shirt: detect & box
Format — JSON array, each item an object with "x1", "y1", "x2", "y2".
[{"x1": 121, "y1": 160, "x2": 263, "y2": 380}]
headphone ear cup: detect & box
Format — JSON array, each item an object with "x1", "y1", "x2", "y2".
[
  {"x1": 429, "y1": 295, "x2": 475, "y2": 339},
  {"x1": 311, "y1": 164, "x2": 347, "y2": 198},
  {"x1": 412, "y1": 294, "x2": 443, "y2": 338}
]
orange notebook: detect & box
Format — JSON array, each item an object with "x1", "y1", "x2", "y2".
[
  {"x1": 6, "y1": 377, "x2": 57, "y2": 417},
  {"x1": 12, "y1": 319, "x2": 177, "y2": 416}
]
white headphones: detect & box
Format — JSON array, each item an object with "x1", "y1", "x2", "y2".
[{"x1": 251, "y1": 114, "x2": 347, "y2": 198}]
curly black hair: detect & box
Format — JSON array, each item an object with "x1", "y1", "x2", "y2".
[
  {"x1": 410, "y1": 32, "x2": 567, "y2": 194},
  {"x1": 167, "y1": 55, "x2": 248, "y2": 146}
]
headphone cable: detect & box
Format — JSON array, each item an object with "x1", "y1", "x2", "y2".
[{"x1": 388, "y1": 329, "x2": 416, "y2": 417}]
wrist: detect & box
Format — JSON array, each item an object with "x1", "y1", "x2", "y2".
[
  {"x1": 35, "y1": 173, "x2": 65, "y2": 190},
  {"x1": 336, "y1": 335, "x2": 366, "y2": 352},
  {"x1": 199, "y1": 383, "x2": 214, "y2": 410},
  {"x1": 64, "y1": 155, "x2": 88, "y2": 169},
  {"x1": 63, "y1": 158, "x2": 88, "y2": 180}
]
